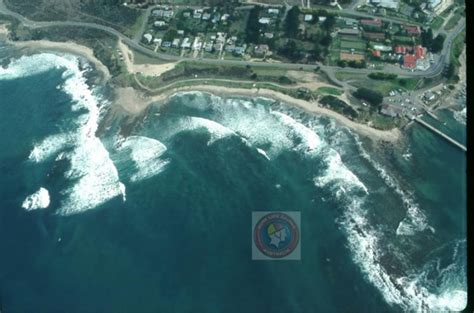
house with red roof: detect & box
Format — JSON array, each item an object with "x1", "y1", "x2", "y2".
[
  {"x1": 360, "y1": 18, "x2": 382, "y2": 29},
  {"x1": 403, "y1": 54, "x2": 417, "y2": 69},
  {"x1": 404, "y1": 25, "x2": 421, "y2": 36},
  {"x1": 394, "y1": 46, "x2": 407, "y2": 54},
  {"x1": 372, "y1": 50, "x2": 381, "y2": 57},
  {"x1": 414, "y1": 45, "x2": 425, "y2": 59}
]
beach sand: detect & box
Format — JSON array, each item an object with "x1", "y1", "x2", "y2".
[
  {"x1": 118, "y1": 39, "x2": 178, "y2": 77},
  {"x1": 114, "y1": 84, "x2": 400, "y2": 142}
]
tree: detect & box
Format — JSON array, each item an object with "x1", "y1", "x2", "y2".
[
  {"x1": 246, "y1": 6, "x2": 262, "y2": 44},
  {"x1": 430, "y1": 34, "x2": 445, "y2": 53},
  {"x1": 421, "y1": 28, "x2": 433, "y2": 48},
  {"x1": 322, "y1": 15, "x2": 336, "y2": 32},
  {"x1": 353, "y1": 88, "x2": 384, "y2": 106},
  {"x1": 285, "y1": 6, "x2": 300, "y2": 38},
  {"x1": 279, "y1": 40, "x2": 304, "y2": 62}
]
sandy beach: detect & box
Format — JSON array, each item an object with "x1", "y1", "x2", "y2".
[
  {"x1": 114, "y1": 84, "x2": 401, "y2": 142},
  {"x1": 0, "y1": 24, "x2": 110, "y2": 81}
]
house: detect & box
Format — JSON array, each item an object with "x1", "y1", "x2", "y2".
[
  {"x1": 177, "y1": 30, "x2": 185, "y2": 35},
  {"x1": 394, "y1": 45, "x2": 407, "y2": 54},
  {"x1": 360, "y1": 18, "x2": 382, "y2": 28},
  {"x1": 221, "y1": 14, "x2": 230, "y2": 21},
  {"x1": 161, "y1": 41, "x2": 171, "y2": 48},
  {"x1": 202, "y1": 13, "x2": 211, "y2": 20},
  {"x1": 225, "y1": 45, "x2": 235, "y2": 53},
  {"x1": 181, "y1": 37, "x2": 191, "y2": 49},
  {"x1": 264, "y1": 32, "x2": 274, "y2": 39},
  {"x1": 152, "y1": 9, "x2": 164, "y2": 17},
  {"x1": 339, "y1": 28, "x2": 360, "y2": 36},
  {"x1": 204, "y1": 42, "x2": 214, "y2": 52},
  {"x1": 319, "y1": 16, "x2": 327, "y2": 23},
  {"x1": 338, "y1": 17, "x2": 357, "y2": 27},
  {"x1": 254, "y1": 44, "x2": 270, "y2": 56},
  {"x1": 403, "y1": 54, "x2": 417, "y2": 69},
  {"x1": 193, "y1": 12, "x2": 202, "y2": 19},
  {"x1": 172, "y1": 38, "x2": 181, "y2": 48},
  {"x1": 370, "y1": 0, "x2": 399, "y2": 10},
  {"x1": 234, "y1": 45, "x2": 247, "y2": 55},
  {"x1": 183, "y1": 12, "x2": 191, "y2": 18},
  {"x1": 154, "y1": 21, "x2": 167, "y2": 27},
  {"x1": 143, "y1": 33, "x2": 153, "y2": 44},
  {"x1": 304, "y1": 14, "x2": 313, "y2": 22},
  {"x1": 372, "y1": 50, "x2": 381, "y2": 57},
  {"x1": 404, "y1": 25, "x2": 421, "y2": 36},
  {"x1": 363, "y1": 31, "x2": 385, "y2": 41},
  {"x1": 414, "y1": 45, "x2": 425, "y2": 59},
  {"x1": 259, "y1": 17, "x2": 271, "y2": 25},
  {"x1": 380, "y1": 104, "x2": 404, "y2": 117},
  {"x1": 214, "y1": 42, "x2": 224, "y2": 52},
  {"x1": 153, "y1": 38, "x2": 162, "y2": 46},
  {"x1": 424, "y1": 91, "x2": 436, "y2": 101},
  {"x1": 192, "y1": 37, "x2": 203, "y2": 51},
  {"x1": 373, "y1": 44, "x2": 392, "y2": 51},
  {"x1": 163, "y1": 10, "x2": 173, "y2": 18},
  {"x1": 268, "y1": 8, "x2": 279, "y2": 15}
]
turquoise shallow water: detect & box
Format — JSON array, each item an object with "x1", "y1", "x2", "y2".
[{"x1": 0, "y1": 47, "x2": 467, "y2": 313}]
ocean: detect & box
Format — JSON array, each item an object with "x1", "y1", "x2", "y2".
[{"x1": 0, "y1": 46, "x2": 467, "y2": 313}]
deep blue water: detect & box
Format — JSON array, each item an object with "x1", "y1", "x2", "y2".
[{"x1": 0, "y1": 48, "x2": 467, "y2": 313}]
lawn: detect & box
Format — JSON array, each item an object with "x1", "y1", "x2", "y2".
[
  {"x1": 340, "y1": 40, "x2": 366, "y2": 51},
  {"x1": 430, "y1": 16, "x2": 444, "y2": 30},
  {"x1": 318, "y1": 86, "x2": 343, "y2": 96}
]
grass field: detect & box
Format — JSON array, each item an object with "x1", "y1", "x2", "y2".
[
  {"x1": 340, "y1": 40, "x2": 366, "y2": 51},
  {"x1": 318, "y1": 87, "x2": 343, "y2": 96},
  {"x1": 430, "y1": 16, "x2": 445, "y2": 30}
]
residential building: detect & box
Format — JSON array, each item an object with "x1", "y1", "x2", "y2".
[
  {"x1": 259, "y1": 17, "x2": 271, "y2": 25},
  {"x1": 360, "y1": 18, "x2": 382, "y2": 28},
  {"x1": 254, "y1": 44, "x2": 270, "y2": 56},
  {"x1": 363, "y1": 31, "x2": 385, "y2": 41},
  {"x1": 143, "y1": 33, "x2": 153, "y2": 44},
  {"x1": 268, "y1": 8, "x2": 279, "y2": 15},
  {"x1": 340, "y1": 52, "x2": 365, "y2": 61},
  {"x1": 404, "y1": 25, "x2": 421, "y2": 36},
  {"x1": 172, "y1": 38, "x2": 181, "y2": 48},
  {"x1": 380, "y1": 104, "x2": 404, "y2": 117},
  {"x1": 304, "y1": 14, "x2": 313, "y2": 22},
  {"x1": 339, "y1": 28, "x2": 360, "y2": 36},
  {"x1": 370, "y1": 0, "x2": 399, "y2": 10},
  {"x1": 403, "y1": 54, "x2": 417, "y2": 69}
]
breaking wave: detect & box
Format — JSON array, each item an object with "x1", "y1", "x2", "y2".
[
  {"x1": 4, "y1": 53, "x2": 125, "y2": 215},
  {"x1": 115, "y1": 136, "x2": 170, "y2": 183},
  {"x1": 22, "y1": 187, "x2": 50, "y2": 211}
]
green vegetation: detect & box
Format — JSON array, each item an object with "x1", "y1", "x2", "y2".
[
  {"x1": 245, "y1": 5, "x2": 262, "y2": 43},
  {"x1": 317, "y1": 87, "x2": 343, "y2": 95},
  {"x1": 430, "y1": 16, "x2": 444, "y2": 30},
  {"x1": 320, "y1": 95, "x2": 358, "y2": 119},
  {"x1": 4, "y1": 0, "x2": 142, "y2": 35},
  {"x1": 368, "y1": 72, "x2": 398, "y2": 80},
  {"x1": 285, "y1": 6, "x2": 300, "y2": 38},
  {"x1": 444, "y1": 11, "x2": 462, "y2": 30},
  {"x1": 353, "y1": 87, "x2": 383, "y2": 106}
]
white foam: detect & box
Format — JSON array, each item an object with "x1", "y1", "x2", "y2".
[
  {"x1": 353, "y1": 135, "x2": 432, "y2": 236},
  {"x1": 160, "y1": 116, "x2": 235, "y2": 146},
  {"x1": 5, "y1": 53, "x2": 125, "y2": 215},
  {"x1": 22, "y1": 187, "x2": 50, "y2": 211},
  {"x1": 28, "y1": 134, "x2": 70, "y2": 163},
  {"x1": 256, "y1": 148, "x2": 270, "y2": 160},
  {"x1": 118, "y1": 136, "x2": 170, "y2": 182},
  {"x1": 453, "y1": 107, "x2": 466, "y2": 125},
  {"x1": 314, "y1": 150, "x2": 368, "y2": 194}
]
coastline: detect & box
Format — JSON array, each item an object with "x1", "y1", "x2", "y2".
[
  {"x1": 0, "y1": 23, "x2": 398, "y2": 142},
  {"x1": 113, "y1": 84, "x2": 401, "y2": 142},
  {"x1": 0, "y1": 24, "x2": 110, "y2": 82}
]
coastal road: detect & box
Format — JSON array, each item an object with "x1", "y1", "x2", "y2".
[{"x1": 0, "y1": 0, "x2": 465, "y2": 80}]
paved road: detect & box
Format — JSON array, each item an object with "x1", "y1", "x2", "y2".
[{"x1": 0, "y1": 0, "x2": 465, "y2": 80}]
